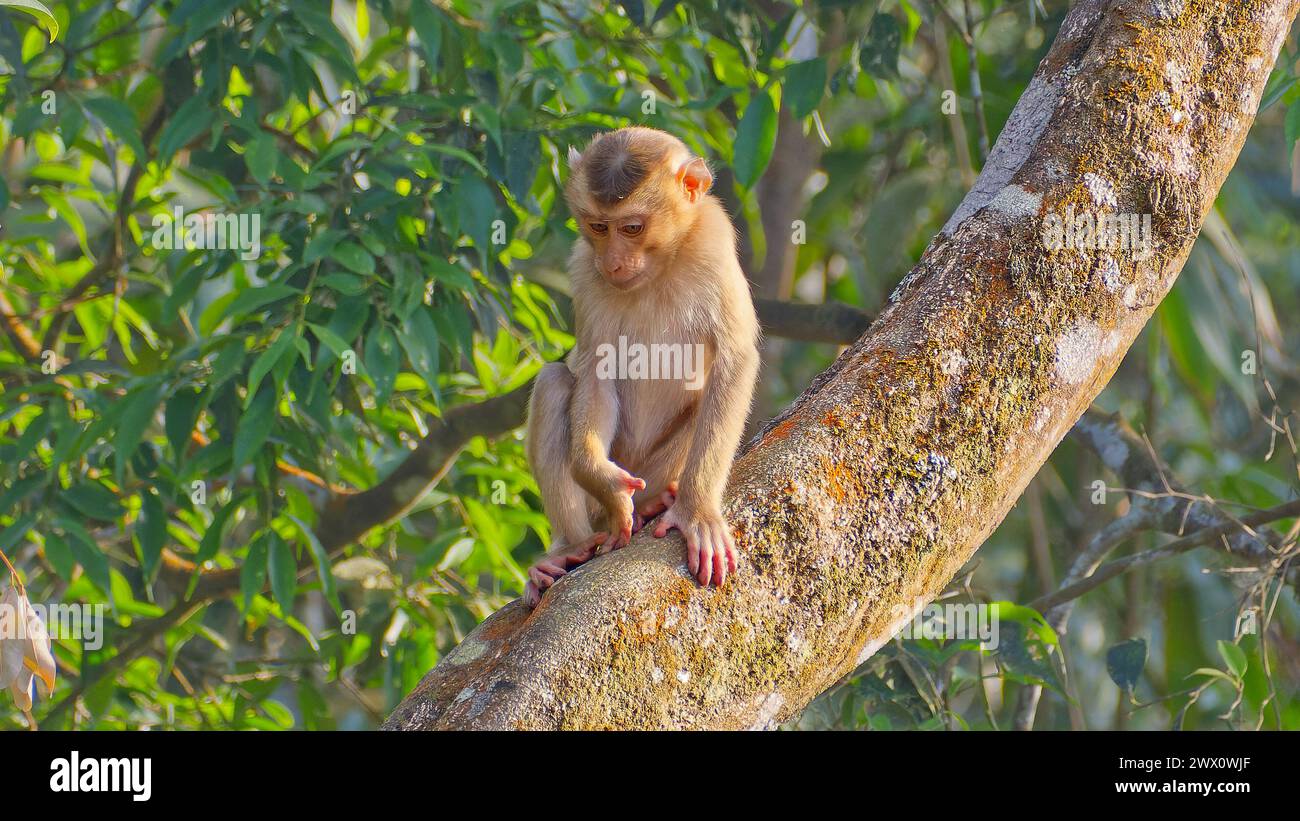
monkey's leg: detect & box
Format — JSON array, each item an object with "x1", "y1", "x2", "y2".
[
  {"x1": 618, "y1": 405, "x2": 696, "y2": 544},
  {"x1": 524, "y1": 363, "x2": 608, "y2": 607},
  {"x1": 527, "y1": 363, "x2": 597, "y2": 545},
  {"x1": 631, "y1": 481, "x2": 678, "y2": 537}
]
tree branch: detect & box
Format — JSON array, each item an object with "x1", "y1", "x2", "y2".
[{"x1": 1029, "y1": 499, "x2": 1300, "y2": 614}]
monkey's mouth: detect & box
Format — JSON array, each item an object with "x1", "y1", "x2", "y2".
[{"x1": 604, "y1": 270, "x2": 645, "y2": 290}]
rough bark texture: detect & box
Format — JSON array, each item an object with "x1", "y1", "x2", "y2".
[{"x1": 385, "y1": 0, "x2": 1299, "y2": 730}]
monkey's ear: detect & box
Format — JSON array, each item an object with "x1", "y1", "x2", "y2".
[
  {"x1": 567, "y1": 146, "x2": 583, "y2": 168},
  {"x1": 677, "y1": 157, "x2": 713, "y2": 203}
]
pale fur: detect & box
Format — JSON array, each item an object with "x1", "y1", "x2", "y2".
[{"x1": 525, "y1": 130, "x2": 760, "y2": 582}]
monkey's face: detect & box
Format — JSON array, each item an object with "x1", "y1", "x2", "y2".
[
  {"x1": 565, "y1": 127, "x2": 714, "y2": 290},
  {"x1": 578, "y1": 210, "x2": 656, "y2": 289}
]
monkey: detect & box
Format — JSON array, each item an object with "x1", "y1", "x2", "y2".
[{"x1": 523, "y1": 126, "x2": 761, "y2": 609}]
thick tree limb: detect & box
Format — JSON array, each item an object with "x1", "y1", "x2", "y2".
[
  {"x1": 384, "y1": 0, "x2": 1300, "y2": 730},
  {"x1": 383, "y1": 1, "x2": 1299, "y2": 731}
]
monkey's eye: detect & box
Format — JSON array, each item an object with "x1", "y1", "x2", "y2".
[
  {"x1": 589, "y1": 222, "x2": 608, "y2": 235},
  {"x1": 620, "y1": 223, "x2": 643, "y2": 237}
]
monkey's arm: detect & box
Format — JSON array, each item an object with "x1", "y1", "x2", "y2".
[
  {"x1": 655, "y1": 315, "x2": 759, "y2": 586},
  {"x1": 567, "y1": 350, "x2": 645, "y2": 544},
  {"x1": 677, "y1": 336, "x2": 758, "y2": 516}
]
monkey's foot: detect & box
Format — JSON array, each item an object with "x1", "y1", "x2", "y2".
[
  {"x1": 653, "y1": 506, "x2": 737, "y2": 588},
  {"x1": 524, "y1": 533, "x2": 607, "y2": 608},
  {"x1": 631, "y1": 481, "x2": 679, "y2": 535}
]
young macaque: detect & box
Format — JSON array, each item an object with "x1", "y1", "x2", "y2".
[{"x1": 523, "y1": 126, "x2": 760, "y2": 608}]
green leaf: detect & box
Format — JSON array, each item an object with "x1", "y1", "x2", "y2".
[
  {"x1": 332, "y1": 241, "x2": 375, "y2": 276},
  {"x1": 59, "y1": 518, "x2": 112, "y2": 594},
  {"x1": 456, "y1": 175, "x2": 498, "y2": 254},
  {"x1": 41, "y1": 190, "x2": 91, "y2": 258},
  {"x1": 1217, "y1": 640, "x2": 1248, "y2": 679},
  {"x1": 246, "y1": 131, "x2": 278, "y2": 185},
  {"x1": 396, "y1": 309, "x2": 442, "y2": 394},
  {"x1": 319, "y1": 272, "x2": 367, "y2": 296},
  {"x1": 246, "y1": 328, "x2": 298, "y2": 407},
  {"x1": 733, "y1": 85, "x2": 779, "y2": 188},
  {"x1": 115, "y1": 380, "x2": 164, "y2": 485},
  {"x1": 157, "y1": 95, "x2": 216, "y2": 164},
  {"x1": 0, "y1": 0, "x2": 58, "y2": 41},
  {"x1": 232, "y1": 384, "x2": 277, "y2": 472},
  {"x1": 989, "y1": 601, "x2": 1059, "y2": 646},
  {"x1": 220, "y1": 284, "x2": 301, "y2": 323},
  {"x1": 195, "y1": 498, "x2": 240, "y2": 564},
  {"x1": 0, "y1": 511, "x2": 37, "y2": 555},
  {"x1": 0, "y1": 473, "x2": 45, "y2": 514},
  {"x1": 165, "y1": 387, "x2": 206, "y2": 462},
  {"x1": 288, "y1": 515, "x2": 339, "y2": 614},
  {"x1": 785, "y1": 58, "x2": 827, "y2": 120},
  {"x1": 135, "y1": 489, "x2": 167, "y2": 583},
  {"x1": 410, "y1": 0, "x2": 442, "y2": 67},
  {"x1": 1286, "y1": 103, "x2": 1300, "y2": 149},
  {"x1": 860, "y1": 13, "x2": 902, "y2": 79},
  {"x1": 42, "y1": 532, "x2": 74, "y2": 580},
  {"x1": 364, "y1": 325, "x2": 400, "y2": 403},
  {"x1": 84, "y1": 97, "x2": 146, "y2": 159},
  {"x1": 1105, "y1": 637, "x2": 1147, "y2": 694},
  {"x1": 304, "y1": 229, "x2": 344, "y2": 264},
  {"x1": 268, "y1": 531, "x2": 297, "y2": 613},
  {"x1": 61, "y1": 482, "x2": 122, "y2": 522},
  {"x1": 240, "y1": 532, "x2": 269, "y2": 615},
  {"x1": 307, "y1": 322, "x2": 356, "y2": 370}
]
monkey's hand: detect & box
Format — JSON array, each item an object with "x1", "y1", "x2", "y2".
[
  {"x1": 592, "y1": 464, "x2": 646, "y2": 553},
  {"x1": 653, "y1": 504, "x2": 737, "y2": 588}
]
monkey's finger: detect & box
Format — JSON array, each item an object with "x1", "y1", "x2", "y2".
[
  {"x1": 574, "y1": 532, "x2": 607, "y2": 560},
  {"x1": 653, "y1": 516, "x2": 676, "y2": 539},
  {"x1": 696, "y1": 537, "x2": 714, "y2": 587},
  {"x1": 528, "y1": 567, "x2": 556, "y2": 590},
  {"x1": 524, "y1": 582, "x2": 541, "y2": 609},
  {"x1": 617, "y1": 472, "x2": 647, "y2": 494},
  {"x1": 535, "y1": 560, "x2": 568, "y2": 582},
  {"x1": 712, "y1": 530, "x2": 728, "y2": 587}
]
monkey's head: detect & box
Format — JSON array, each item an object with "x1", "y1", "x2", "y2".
[{"x1": 564, "y1": 126, "x2": 714, "y2": 291}]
